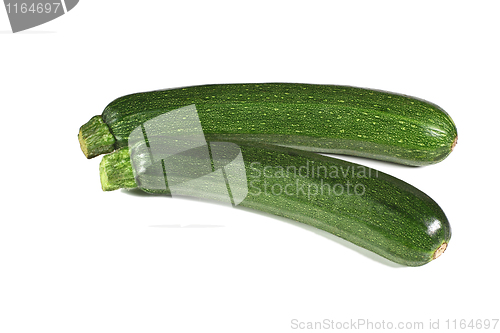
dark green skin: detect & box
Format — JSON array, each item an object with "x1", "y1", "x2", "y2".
[
  {"x1": 101, "y1": 142, "x2": 451, "y2": 266},
  {"x1": 100, "y1": 83, "x2": 457, "y2": 166}
]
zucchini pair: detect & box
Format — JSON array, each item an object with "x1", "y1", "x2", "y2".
[{"x1": 79, "y1": 83, "x2": 456, "y2": 266}]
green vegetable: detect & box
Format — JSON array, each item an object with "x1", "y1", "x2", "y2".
[
  {"x1": 79, "y1": 83, "x2": 457, "y2": 166},
  {"x1": 100, "y1": 142, "x2": 451, "y2": 266}
]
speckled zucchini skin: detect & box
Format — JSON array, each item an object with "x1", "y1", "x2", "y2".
[
  {"x1": 101, "y1": 142, "x2": 451, "y2": 266},
  {"x1": 100, "y1": 83, "x2": 457, "y2": 166}
]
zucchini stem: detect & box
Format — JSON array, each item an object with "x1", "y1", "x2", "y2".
[
  {"x1": 99, "y1": 148, "x2": 137, "y2": 191},
  {"x1": 78, "y1": 115, "x2": 116, "y2": 159}
]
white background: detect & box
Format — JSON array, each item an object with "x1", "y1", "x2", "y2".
[{"x1": 1, "y1": 1, "x2": 499, "y2": 332}]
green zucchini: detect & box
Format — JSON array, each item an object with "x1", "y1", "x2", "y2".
[
  {"x1": 79, "y1": 83, "x2": 457, "y2": 165},
  {"x1": 100, "y1": 142, "x2": 451, "y2": 266}
]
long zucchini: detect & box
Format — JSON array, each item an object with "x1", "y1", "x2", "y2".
[
  {"x1": 100, "y1": 142, "x2": 451, "y2": 266},
  {"x1": 79, "y1": 83, "x2": 457, "y2": 165}
]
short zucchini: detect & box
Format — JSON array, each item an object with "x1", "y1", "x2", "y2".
[
  {"x1": 100, "y1": 141, "x2": 451, "y2": 266},
  {"x1": 79, "y1": 83, "x2": 457, "y2": 165}
]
